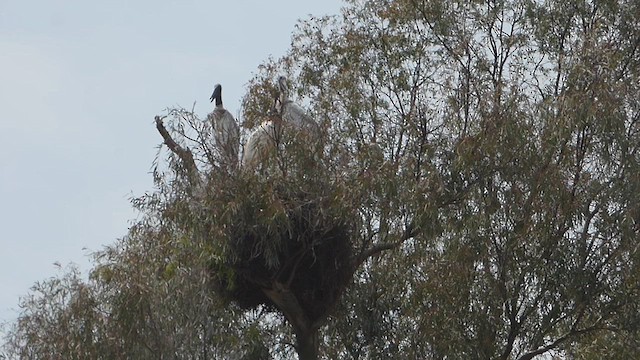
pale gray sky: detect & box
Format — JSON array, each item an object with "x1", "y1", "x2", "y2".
[{"x1": 0, "y1": 0, "x2": 343, "y2": 326}]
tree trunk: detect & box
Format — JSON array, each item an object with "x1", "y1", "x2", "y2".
[
  {"x1": 262, "y1": 283, "x2": 320, "y2": 360},
  {"x1": 294, "y1": 327, "x2": 319, "y2": 360}
]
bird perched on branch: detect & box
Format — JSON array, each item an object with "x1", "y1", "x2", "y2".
[
  {"x1": 209, "y1": 84, "x2": 240, "y2": 167},
  {"x1": 241, "y1": 98, "x2": 283, "y2": 170},
  {"x1": 275, "y1": 76, "x2": 321, "y2": 139}
]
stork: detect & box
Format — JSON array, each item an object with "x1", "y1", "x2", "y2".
[
  {"x1": 209, "y1": 84, "x2": 240, "y2": 167},
  {"x1": 241, "y1": 99, "x2": 283, "y2": 170},
  {"x1": 276, "y1": 76, "x2": 321, "y2": 138}
]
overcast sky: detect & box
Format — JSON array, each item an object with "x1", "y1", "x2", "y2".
[{"x1": 0, "y1": 0, "x2": 343, "y2": 327}]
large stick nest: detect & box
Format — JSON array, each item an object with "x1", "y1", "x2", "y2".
[{"x1": 209, "y1": 175, "x2": 355, "y2": 323}]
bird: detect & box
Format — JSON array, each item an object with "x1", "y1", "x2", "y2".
[
  {"x1": 241, "y1": 101, "x2": 283, "y2": 170},
  {"x1": 275, "y1": 76, "x2": 321, "y2": 138},
  {"x1": 208, "y1": 84, "x2": 240, "y2": 167}
]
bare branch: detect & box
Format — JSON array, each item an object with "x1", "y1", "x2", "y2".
[
  {"x1": 355, "y1": 223, "x2": 417, "y2": 267},
  {"x1": 518, "y1": 312, "x2": 612, "y2": 360},
  {"x1": 154, "y1": 115, "x2": 200, "y2": 185}
]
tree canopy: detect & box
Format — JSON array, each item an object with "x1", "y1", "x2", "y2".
[{"x1": 3, "y1": 0, "x2": 639, "y2": 359}]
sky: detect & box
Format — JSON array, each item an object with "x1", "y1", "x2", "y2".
[{"x1": 0, "y1": 0, "x2": 344, "y2": 329}]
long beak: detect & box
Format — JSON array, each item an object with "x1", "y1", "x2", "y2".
[{"x1": 210, "y1": 84, "x2": 222, "y2": 105}]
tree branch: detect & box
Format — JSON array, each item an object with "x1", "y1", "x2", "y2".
[
  {"x1": 517, "y1": 315, "x2": 610, "y2": 360},
  {"x1": 262, "y1": 282, "x2": 311, "y2": 334},
  {"x1": 355, "y1": 223, "x2": 417, "y2": 268},
  {"x1": 155, "y1": 116, "x2": 200, "y2": 184},
  {"x1": 517, "y1": 326, "x2": 598, "y2": 360}
]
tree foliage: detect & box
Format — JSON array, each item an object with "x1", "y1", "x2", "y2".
[{"x1": 3, "y1": 0, "x2": 639, "y2": 359}]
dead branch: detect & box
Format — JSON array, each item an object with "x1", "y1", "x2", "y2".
[{"x1": 155, "y1": 115, "x2": 200, "y2": 184}]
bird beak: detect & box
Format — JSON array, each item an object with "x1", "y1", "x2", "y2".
[{"x1": 210, "y1": 84, "x2": 222, "y2": 103}]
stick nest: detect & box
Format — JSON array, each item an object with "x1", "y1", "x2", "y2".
[{"x1": 209, "y1": 176, "x2": 355, "y2": 323}]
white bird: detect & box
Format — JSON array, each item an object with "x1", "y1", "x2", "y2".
[
  {"x1": 276, "y1": 76, "x2": 321, "y2": 138},
  {"x1": 209, "y1": 84, "x2": 240, "y2": 167},
  {"x1": 242, "y1": 120, "x2": 282, "y2": 169},
  {"x1": 241, "y1": 110, "x2": 282, "y2": 170}
]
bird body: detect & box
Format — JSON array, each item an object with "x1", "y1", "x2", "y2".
[
  {"x1": 209, "y1": 84, "x2": 240, "y2": 167},
  {"x1": 279, "y1": 100, "x2": 321, "y2": 137},
  {"x1": 241, "y1": 118, "x2": 282, "y2": 169},
  {"x1": 240, "y1": 76, "x2": 321, "y2": 171},
  {"x1": 276, "y1": 76, "x2": 321, "y2": 138}
]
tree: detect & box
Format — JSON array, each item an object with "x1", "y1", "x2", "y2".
[{"x1": 3, "y1": 0, "x2": 639, "y2": 359}]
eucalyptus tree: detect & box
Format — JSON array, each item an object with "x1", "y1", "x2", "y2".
[
  {"x1": 287, "y1": 0, "x2": 640, "y2": 358},
  {"x1": 3, "y1": 0, "x2": 639, "y2": 359}
]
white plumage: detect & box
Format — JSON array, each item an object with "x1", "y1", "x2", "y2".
[
  {"x1": 276, "y1": 76, "x2": 321, "y2": 138},
  {"x1": 241, "y1": 117, "x2": 282, "y2": 169},
  {"x1": 240, "y1": 76, "x2": 320, "y2": 170},
  {"x1": 209, "y1": 84, "x2": 240, "y2": 167}
]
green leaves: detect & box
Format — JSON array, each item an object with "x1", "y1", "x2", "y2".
[{"x1": 4, "y1": 0, "x2": 639, "y2": 359}]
